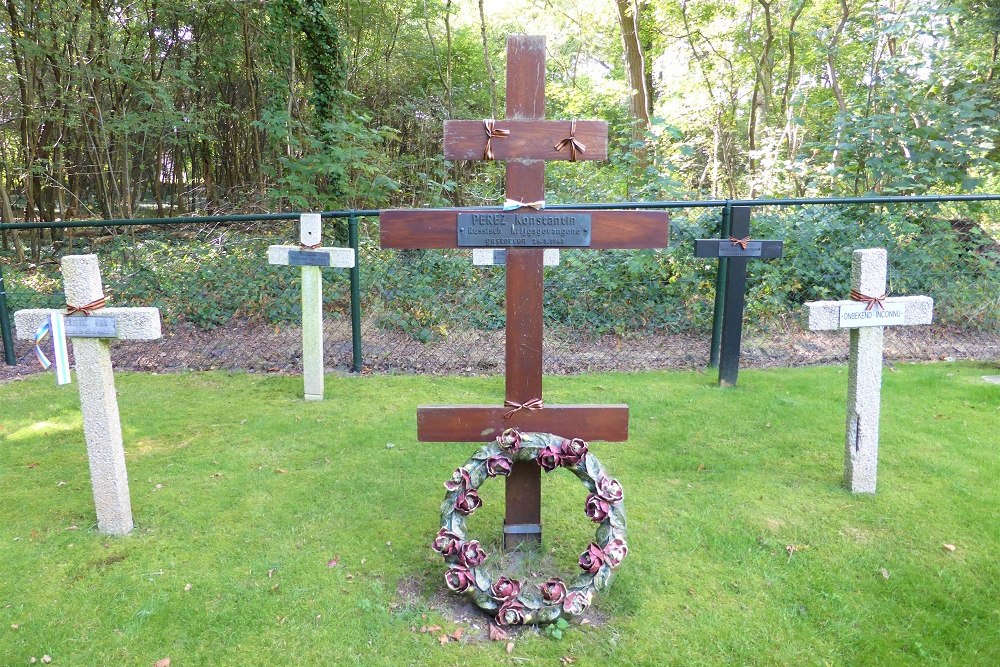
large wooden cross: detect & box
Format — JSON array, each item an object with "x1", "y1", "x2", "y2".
[{"x1": 380, "y1": 35, "x2": 668, "y2": 549}]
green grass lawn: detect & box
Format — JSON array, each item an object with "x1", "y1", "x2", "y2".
[{"x1": 1, "y1": 363, "x2": 998, "y2": 666}]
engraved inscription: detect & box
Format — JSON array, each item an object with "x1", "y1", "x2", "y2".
[
  {"x1": 64, "y1": 316, "x2": 117, "y2": 338},
  {"x1": 288, "y1": 250, "x2": 331, "y2": 266},
  {"x1": 457, "y1": 213, "x2": 591, "y2": 247},
  {"x1": 718, "y1": 241, "x2": 763, "y2": 257},
  {"x1": 838, "y1": 302, "x2": 906, "y2": 328}
]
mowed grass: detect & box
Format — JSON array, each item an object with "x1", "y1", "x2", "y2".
[{"x1": 0, "y1": 362, "x2": 998, "y2": 666}]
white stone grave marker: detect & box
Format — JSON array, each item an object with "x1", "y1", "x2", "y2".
[
  {"x1": 267, "y1": 213, "x2": 355, "y2": 401},
  {"x1": 14, "y1": 254, "x2": 161, "y2": 535},
  {"x1": 804, "y1": 248, "x2": 934, "y2": 493}
]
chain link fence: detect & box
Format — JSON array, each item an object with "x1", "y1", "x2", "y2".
[{"x1": 2, "y1": 199, "x2": 999, "y2": 381}]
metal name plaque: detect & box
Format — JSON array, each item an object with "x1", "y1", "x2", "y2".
[
  {"x1": 718, "y1": 241, "x2": 763, "y2": 257},
  {"x1": 64, "y1": 316, "x2": 117, "y2": 338},
  {"x1": 457, "y1": 212, "x2": 592, "y2": 247},
  {"x1": 839, "y1": 302, "x2": 906, "y2": 328},
  {"x1": 287, "y1": 250, "x2": 331, "y2": 266}
]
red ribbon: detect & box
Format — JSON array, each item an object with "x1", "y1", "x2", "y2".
[
  {"x1": 554, "y1": 120, "x2": 587, "y2": 162},
  {"x1": 729, "y1": 236, "x2": 750, "y2": 250},
  {"x1": 849, "y1": 289, "x2": 887, "y2": 311},
  {"x1": 300, "y1": 242, "x2": 322, "y2": 250},
  {"x1": 65, "y1": 296, "x2": 107, "y2": 316},
  {"x1": 483, "y1": 119, "x2": 510, "y2": 161},
  {"x1": 503, "y1": 397, "x2": 544, "y2": 419}
]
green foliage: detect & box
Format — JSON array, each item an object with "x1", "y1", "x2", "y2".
[{"x1": 543, "y1": 617, "x2": 570, "y2": 639}]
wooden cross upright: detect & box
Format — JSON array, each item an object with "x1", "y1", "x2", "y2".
[
  {"x1": 694, "y1": 206, "x2": 784, "y2": 386},
  {"x1": 380, "y1": 35, "x2": 668, "y2": 549}
]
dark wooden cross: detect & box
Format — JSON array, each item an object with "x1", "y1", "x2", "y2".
[
  {"x1": 380, "y1": 35, "x2": 668, "y2": 549},
  {"x1": 694, "y1": 206, "x2": 783, "y2": 387}
]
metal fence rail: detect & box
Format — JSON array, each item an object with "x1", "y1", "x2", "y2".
[{"x1": 2, "y1": 195, "x2": 999, "y2": 375}]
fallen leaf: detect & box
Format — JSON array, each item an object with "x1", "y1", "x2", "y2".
[
  {"x1": 56, "y1": 481, "x2": 66, "y2": 487},
  {"x1": 274, "y1": 468, "x2": 288, "y2": 474},
  {"x1": 29, "y1": 658, "x2": 36, "y2": 664},
  {"x1": 154, "y1": 484, "x2": 163, "y2": 490},
  {"x1": 437, "y1": 634, "x2": 449, "y2": 646},
  {"x1": 153, "y1": 659, "x2": 171, "y2": 667},
  {"x1": 880, "y1": 568, "x2": 890, "y2": 579},
  {"x1": 419, "y1": 625, "x2": 442, "y2": 634},
  {"x1": 488, "y1": 623, "x2": 508, "y2": 641},
  {"x1": 505, "y1": 641, "x2": 514, "y2": 654},
  {"x1": 42, "y1": 657, "x2": 52, "y2": 664},
  {"x1": 943, "y1": 543, "x2": 956, "y2": 552},
  {"x1": 326, "y1": 556, "x2": 339, "y2": 568},
  {"x1": 26, "y1": 463, "x2": 38, "y2": 469},
  {"x1": 210, "y1": 472, "x2": 223, "y2": 479},
  {"x1": 697, "y1": 463, "x2": 706, "y2": 472},
  {"x1": 10, "y1": 624, "x2": 19, "y2": 630},
  {"x1": 267, "y1": 569, "x2": 275, "y2": 578},
  {"x1": 450, "y1": 627, "x2": 464, "y2": 641},
  {"x1": 561, "y1": 657, "x2": 576, "y2": 666},
  {"x1": 345, "y1": 573, "x2": 354, "y2": 580},
  {"x1": 65, "y1": 525, "x2": 78, "y2": 531},
  {"x1": 786, "y1": 544, "x2": 797, "y2": 555},
  {"x1": 184, "y1": 583, "x2": 192, "y2": 591}
]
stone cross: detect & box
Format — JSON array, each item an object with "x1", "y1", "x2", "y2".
[
  {"x1": 267, "y1": 213, "x2": 355, "y2": 401},
  {"x1": 694, "y1": 206, "x2": 784, "y2": 387},
  {"x1": 804, "y1": 248, "x2": 934, "y2": 493},
  {"x1": 14, "y1": 254, "x2": 161, "y2": 535},
  {"x1": 380, "y1": 35, "x2": 669, "y2": 548}
]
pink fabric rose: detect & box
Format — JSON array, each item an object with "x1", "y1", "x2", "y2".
[
  {"x1": 431, "y1": 528, "x2": 463, "y2": 556},
  {"x1": 496, "y1": 428, "x2": 522, "y2": 453},
  {"x1": 539, "y1": 577, "x2": 567, "y2": 604},
  {"x1": 536, "y1": 444, "x2": 563, "y2": 472},
  {"x1": 584, "y1": 493, "x2": 611, "y2": 522},
  {"x1": 496, "y1": 599, "x2": 526, "y2": 626},
  {"x1": 454, "y1": 489, "x2": 482, "y2": 515},
  {"x1": 579, "y1": 542, "x2": 606, "y2": 574},
  {"x1": 444, "y1": 567, "x2": 473, "y2": 592},
  {"x1": 560, "y1": 438, "x2": 589, "y2": 466},
  {"x1": 490, "y1": 576, "x2": 522, "y2": 601},
  {"x1": 444, "y1": 467, "x2": 472, "y2": 492},
  {"x1": 596, "y1": 475, "x2": 624, "y2": 503},
  {"x1": 603, "y1": 538, "x2": 628, "y2": 567},
  {"x1": 458, "y1": 540, "x2": 487, "y2": 568},
  {"x1": 486, "y1": 454, "x2": 513, "y2": 477},
  {"x1": 563, "y1": 590, "x2": 590, "y2": 615}
]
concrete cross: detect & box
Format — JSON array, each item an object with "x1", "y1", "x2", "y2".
[
  {"x1": 14, "y1": 254, "x2": 161, "y2": 535},
  {"x1": 804, "y1": 248, "x2": 934, "y2": 493},
  {"x1": 267, "y1": 213, "x2": 355, "y2": 400}
]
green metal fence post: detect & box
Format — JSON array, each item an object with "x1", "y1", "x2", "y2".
[
  {"x1": 708, "y1": 202, "x2": 732, "y2": 368},
  {"x1": 348, "y1": 213, "x2": 363, "y2": 373},
  {"x1": 0, "y1": 262, "x2": 16, "y2": 365}
]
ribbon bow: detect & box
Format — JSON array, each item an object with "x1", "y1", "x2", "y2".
[
  {"x1": 300, "y1": 242, "x2": 322, "y2": 250},
  {"x1": 729, "y1": 236, "x2": 750, "y2": 250},
  {"x1": 34, "y1": 314, "x2": 71, "y2": 385},
  {"x1": 503, "y1": 397, "x2": 544, "y2": 419},
  {"x1": 554, "y1": 120, "x2": 586, "y2": 162},
  {"x1": 65, "y1": 296, "x2": 107, "y2": 316},
  {"x1": 502, "y1": 199, "x2": 546, "y2": 211},
  {"x1": 849, "y1": 289, "x2": 887, "y2": 311},
  {"x1": 483, "y1": 119, "x2": 510, "y2": 161}
]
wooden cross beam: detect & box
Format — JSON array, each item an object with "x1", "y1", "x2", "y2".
[
  {"x1": 379, "y1": 35, "x2": 668, "y2": 549},
  {"x1": 694, "y1": 206, "x2": 784, "y2": 387}
]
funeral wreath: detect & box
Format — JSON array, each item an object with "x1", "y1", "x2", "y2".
[{"x1": 432, "y1": 429, "x2": 628, "y2": 626}]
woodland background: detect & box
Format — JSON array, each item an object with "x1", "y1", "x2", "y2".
[{"x1": 1, "y1": 0, "x2": 998, "y2": 369}]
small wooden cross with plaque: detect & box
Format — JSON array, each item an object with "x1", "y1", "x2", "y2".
[
  {"x1": 694, "y1": 206, "x2": 784, "y2": 386},
  {"x1": 380, "y1": 35, "x2": 668, "y2": 549}
]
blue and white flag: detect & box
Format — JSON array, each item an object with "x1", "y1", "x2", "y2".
[{"x1": 34, "y1": 313, "x2": 71, "y2": 385}]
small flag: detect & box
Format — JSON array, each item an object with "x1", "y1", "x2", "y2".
[{"x1": 34, "y1": 313, "x2": 71, "y2": 385}]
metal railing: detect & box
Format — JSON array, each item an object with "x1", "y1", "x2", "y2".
[{"x1": 2, "y1": 193, "x2": 999, "y2": 372}]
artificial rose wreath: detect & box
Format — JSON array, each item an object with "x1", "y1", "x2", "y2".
[{"x1": 431, "y1": 429, "x2": 628, "y2": 626}]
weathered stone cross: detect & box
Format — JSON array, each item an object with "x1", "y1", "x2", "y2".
[
  {"x1": 380, "y1": 35, "x2": 668, "y2": 548},
  {"x1": 267, "y1": 213, "x2": 355, "y2": 400},
  {"x1": 14, "y1": 254, "x2": 161, "y2": 535},
  {"x1": 694, "y1": 206, "x2": 784, "y2": 387},
  {"x1": 804, "y1": 248, "x2": 934, "y2": 493}
]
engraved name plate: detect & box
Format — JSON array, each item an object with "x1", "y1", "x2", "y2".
[
  {"x1": 288, "y1": 250, "x2": 332, "y2": 266},
  {"x1": 839, "y1": 302, "x2": 906, "y2": 328},
  {"x1": 457, "y1": 212, "x2": 592, "y2": 247},
  {"x1": 718, "y1": 241, "x2": 763, "y2": 257},
  {"x1": 64, "y1": 316, "x2": 117, "y2": 338}
]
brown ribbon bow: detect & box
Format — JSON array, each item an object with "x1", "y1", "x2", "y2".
[
  {"x1": 503, "y1": 397, "x2": 544, "y2": 419},
  {"x1": 849, "y1": 289, "x2": 887, "y2": 311},
  {"x1": 65, "y1": 296, "x2": 107, "y2": 316},
  {"x1": 483, "y1": 119, "x2": 510, "y2": 161},
  {"x1": 300, "y1": 242, "x2": 322, "y2": 250},
  {"x1": 554, "y1": 120, "x2": 586, "y2": 162},
  {"x1": 729, "y1": 236, "x2": 751, "y2": 250}
]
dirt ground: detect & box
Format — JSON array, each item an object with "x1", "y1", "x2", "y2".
[{"x1": 2, "y1": 319, "x2": 998, "y2": 383}]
